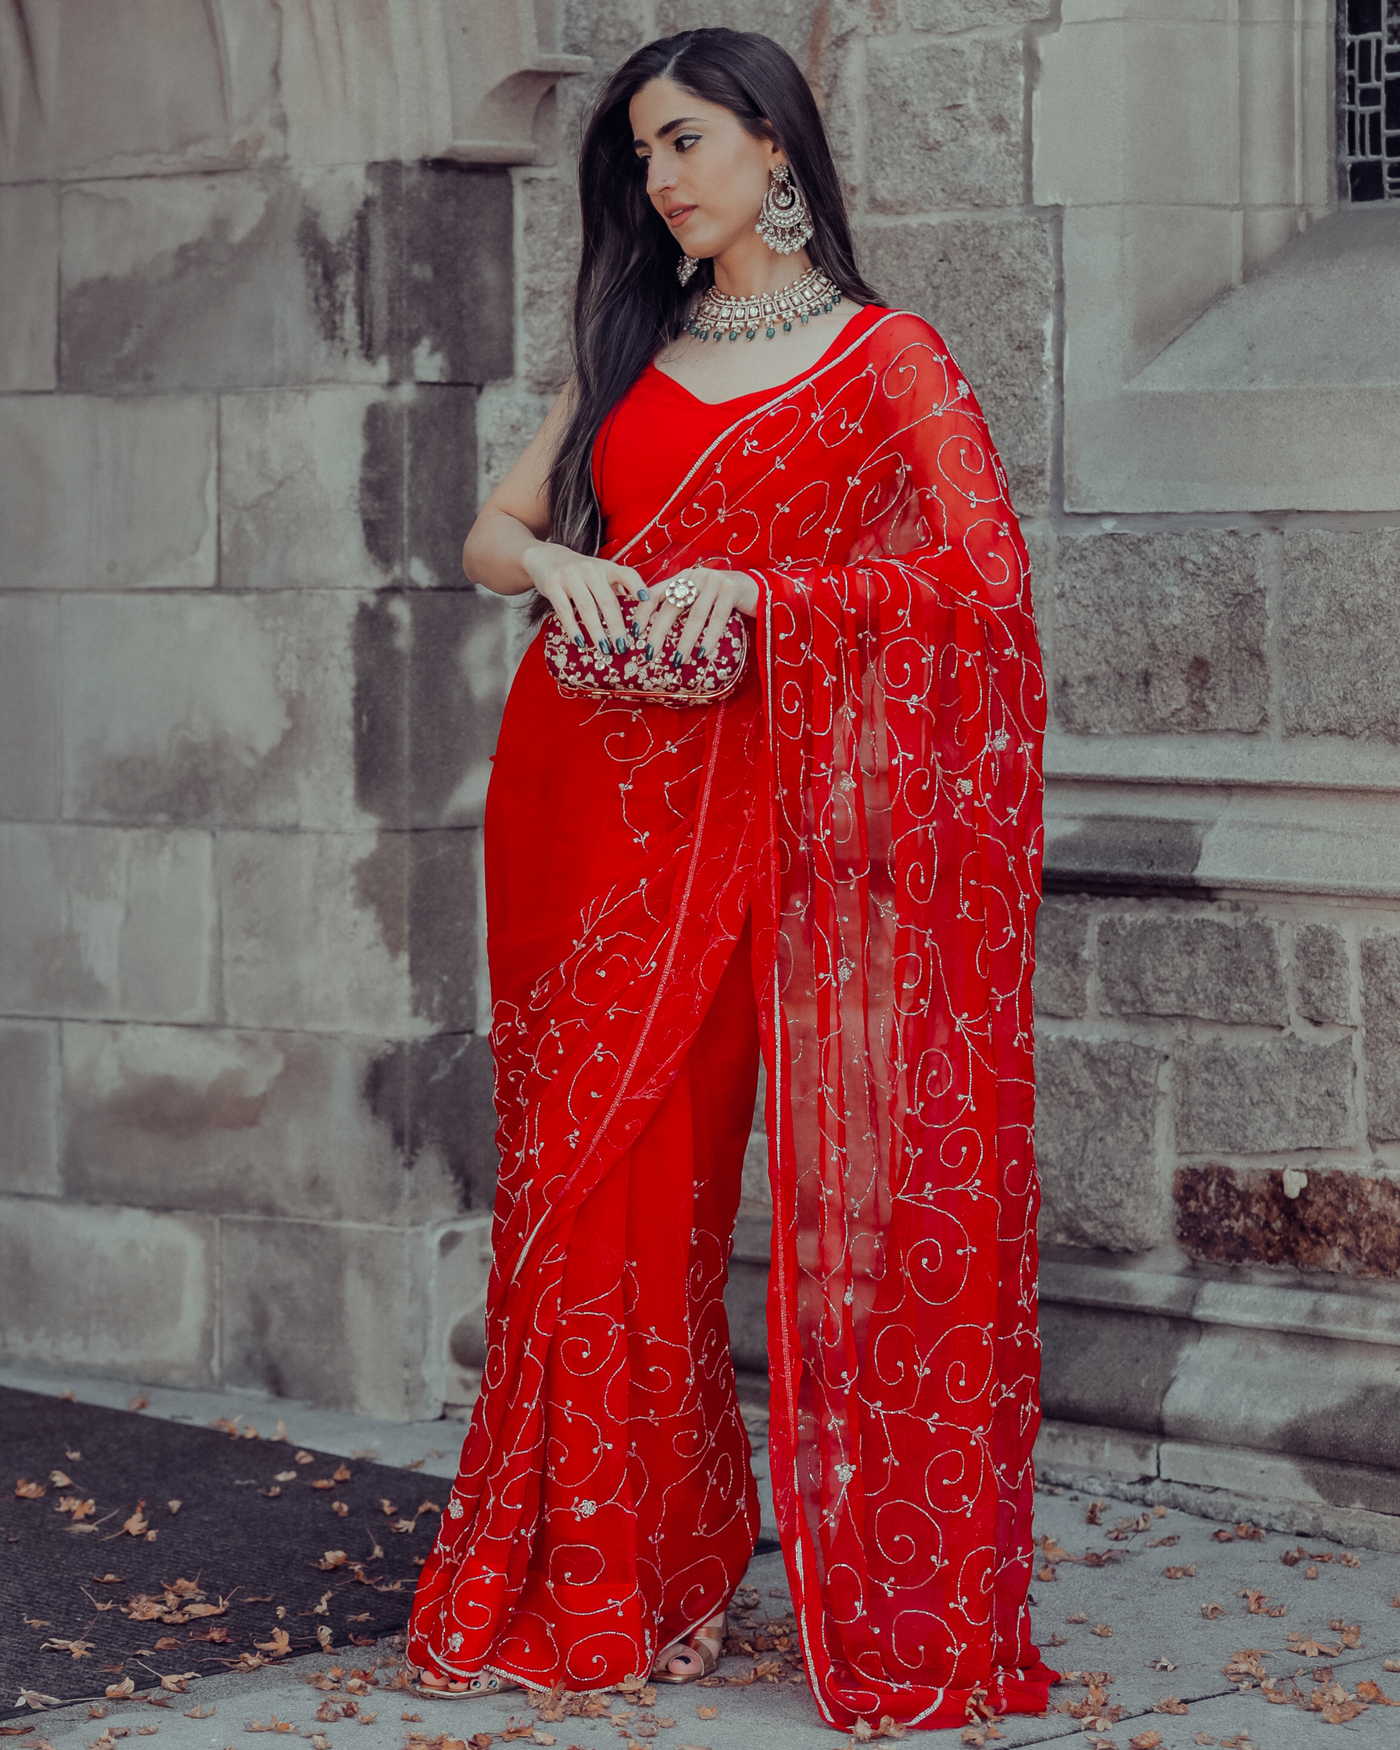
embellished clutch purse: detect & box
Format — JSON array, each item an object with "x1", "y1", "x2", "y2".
[{"x1": 542, "y1": 610, "x2": 749, "y2": 707}]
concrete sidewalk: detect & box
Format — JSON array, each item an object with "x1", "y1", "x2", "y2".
[{"x1": 6, "y1": 1363, "x2": 1400, "y2": 1748}]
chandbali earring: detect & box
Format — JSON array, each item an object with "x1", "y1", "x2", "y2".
[
  {"x1": 677, "y1": 252, "x2": 700, "y2": 286},
  {"x1": 756, "y1": 163, "x2": 814, "y2": 255}
]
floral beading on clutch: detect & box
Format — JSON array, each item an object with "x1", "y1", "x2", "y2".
[{"x1": 542, "y1": 611, "x2": 749, "y2": 707}]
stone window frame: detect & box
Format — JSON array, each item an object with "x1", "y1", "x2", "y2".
[{"x1": 1033, "y1": 0, "x2": 1400, "y2": 515}]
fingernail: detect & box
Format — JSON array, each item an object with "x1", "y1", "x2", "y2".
[
  {"x1": 638, "y1": 587, "x2": 650, "y2": 602},
  {"x1": 671, "y1": 652, "x2": 683, "y2": 669},
  {"x1": 616, "y1": 636, "x2": 630, "y2": 652},
  {"x1": 696, "y1": 642, "x2": 707, "y2": 660},
  {"x1": 573, "y1": 634, "x2": 585, "y2": 650},
  {"x1": 599, "y1": 637, "x2": 612, "y2": 654},
  {"x1": 645, "y1": 643, "x2": 655, "y2": 660}
]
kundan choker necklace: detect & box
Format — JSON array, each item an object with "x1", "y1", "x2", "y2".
[{"x1": 687, "y1": 266, "x2": 841, "y2": 342}]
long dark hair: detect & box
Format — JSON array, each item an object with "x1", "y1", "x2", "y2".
[{"x1": 546, "y1": 27, "x2": 883, "y2": 561}]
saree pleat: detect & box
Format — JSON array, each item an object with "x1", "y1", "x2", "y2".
[{"x1": 408, "y1": 305, "x2": 1052, "y2": 1730}]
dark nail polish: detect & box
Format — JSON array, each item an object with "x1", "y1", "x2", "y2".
[
  {"x1": 671, "y1": 652, "x2": 684, "y2": 669},
  {"x1": 573, "y1": 634, "x2": 585, "y2": 650},
  {"x1": 696, "y1": 642, "x2": 707, "y2": 660},
  {"x1": 599, "y1": 637, "x2": 612, "y2": 654},
  {"x1": 645, "y1": 643, "x2": 655, "y2": 660},
  {"x1": 638, "y1": 587, "x2": 650, "y2": 602}
]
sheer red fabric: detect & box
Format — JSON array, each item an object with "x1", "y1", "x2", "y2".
[{"x1": 407, "y1": 307, "x2": 1052, "y2": 1730}]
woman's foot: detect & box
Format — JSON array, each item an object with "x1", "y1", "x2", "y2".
[
  {"x1": 414, "y1": 1667, "x2": 519, "y2": 1698},
  {"x1": 652, "y1": 1612, "x2": 726, "y2": 1683}
]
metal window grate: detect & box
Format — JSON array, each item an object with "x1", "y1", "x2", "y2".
[{"x1": 1341, "y1": 0, "x2": 1400, "y2": 200}]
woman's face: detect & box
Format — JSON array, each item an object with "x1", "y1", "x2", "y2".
[{"x1": 629, "y1": 77, "x2": 783, "y2": 263}]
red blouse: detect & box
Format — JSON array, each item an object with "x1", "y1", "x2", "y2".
[{"x1": 591, "y1": 305, "x2": 884, "y2": 551}]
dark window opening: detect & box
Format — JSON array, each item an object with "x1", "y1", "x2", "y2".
[{"x1": 1340, "y1": 0, "x2": 1400, "y2": 199}]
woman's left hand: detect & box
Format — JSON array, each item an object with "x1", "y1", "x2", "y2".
[{"x1": 632, "y1": 565, "x2": 760, "y2": 663}]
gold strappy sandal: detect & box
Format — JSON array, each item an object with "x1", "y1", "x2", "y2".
[{"x1": 651, "y1": 1611, "x2": 726, "y2": 1684}]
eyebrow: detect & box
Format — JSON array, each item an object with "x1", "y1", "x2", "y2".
[{"x1": 633, "y1": 116, "x2": 703, "y2": 149}]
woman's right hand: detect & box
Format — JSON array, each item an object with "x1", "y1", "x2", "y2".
[{"x1": 522, "y1": 542, "x2": 647, "y2": 653}]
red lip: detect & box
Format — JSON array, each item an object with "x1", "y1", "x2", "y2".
[{"x1": 666, "y1": 204, "x2": 696, "y2": 225}]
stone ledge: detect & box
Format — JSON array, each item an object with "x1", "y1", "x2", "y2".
[
  {"x1": 1035, "y1": 1416, "x2": 1400, "y2": 1553},
  {"x1": 1045, "y1": 779, "x2": 1400, "y2": 899},
  {"x1": 1040, "y1": 1255, "x2": 1400, "y2": 1349}
]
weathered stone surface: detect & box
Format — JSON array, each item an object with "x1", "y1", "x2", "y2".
[
  {"x1": 516, "y1": 174, "x2": 581, "y2": 394},
  {"x1": 220, "y1": 1218, "x2": 432, "y2": 1417},
  {"x1": 1043, "y1": 815, "x2": 1206, "y2": 894},
  {"x1": 1098, "y1": 914, "x2": 1286, "y2": 1025},
  {"x1": 0, "y1": 1023, "x2": 59, "y2": 1196},
  {"x1": 476, "y1": 380, "x2": 555, "y2": 501},
  {"x1": 62, "y1": 1022, "x2": 463, "y2": 1224},
  {"x1": 1052, "y1": 532, "x2": 1268, "y2": 735},
  {"x1": 906, "y1": 0, "x2": 1051, "y2": 25},
  {"x1": 1040, "y1": 1303, "x2": 1190, "y2": 1433},
  {"x1": 1281, "y1": 530, "x2": 1400, "y2": 742},
  {"x1": 347, "y1": 589, "x2": 514, "y2": 831},
  {"x1": 1294, "y1": 922, "x2": 1351, "y2": 1028},
  {"x1": 1175, "y1": 1035, "x2": 1357, "y2": 1155},
  {"x1": 0, "y1": 1195, "x2": 217, "y2": 1385},
  {"x1": 857, "y1": 216, "x2": 1054, "y2": 510},
  {"x1": 435, "y1": 1213, "x2": 495, "y2": 1394},
  {"x1": 60, "y1": 165, "x2": 511, "y2": 394},
  {"x1": 0, "y1": 595, "x2": 60, "y2": 819},
  {"x1": 1163, "y1": 1324, "x2": 1400, "y2": 1475},
  {"x1": 409, "y1": 593, "x2": 514, "y2": 826},
  {"x1": 1175, "y1": 1163, "x2": 1400, "y2": 1278},
  {"x1": 0, "y1": 394, "x2": 216, "y2": 590},
  {"x1": 0, "y1": 825, "x2": 215, "y2": 1021},
  {"x1": 1036, "y1": 1035, "x2": 1166, "y2": 1252},
  {"x1": 360, "y1": 1032, "x2": 499, "y2": 1216},
  {"x1": 1361, "y1": 933, "x2": 1400, "y2": 1142},
  {"x1": 61, "y1": 592, "x2": 360, "y2": 828},
  {"x1": 1033, "y1": 899, "x2": 1091, "y2": 1019},
  {"x1": 0, "y1": 0, "x2": 282, "y2": 183},
  {"x1": 220, "y1": 387, "x2": 387, "y2": 590},
  {"x1": 221, "y1": 384, "x2": 478, "y2": 591},
  {"x1": 867, "y1": 34, "x2": 1023, "y2": 211},
  {"x1": 220, "y1": 829, "x2": 477, "y2": 1034},
  {"x1": 0, "y1": 185, "x2": 58, "y2": 389},
  {"x1": 562, "y1": 0, "x2": 647, "y2": 67}
]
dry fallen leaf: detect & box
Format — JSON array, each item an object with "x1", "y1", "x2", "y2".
[
  {"x1": 106, "y1": 1680, "x2": 136, "y2": 1700},
  {"x1": 127, "y1": 1395, "x2": 148, "y2": 1412},
  {"x1": 1065, "y1": 1612, "x2": 1088, "y2": 1625},
  {"x1": 695, "y1": 1706, "x2": 718, "y2": 1720},
  {"x1": 1212, "y1": 1528, "x2": 1233, "y2": 1543},
  {"x1": 1047, "y1": 1633, "x2": 1066, "y2": 1647},
  {"x1": 1090, "y1": 1624, "x2": 1113, "y2": 1639},
  {"x1": 1340, "y1": 1552, "x2": 1361, "y2": 1568},
  {"x1": 49, "y1": 1470, "x2": 73, "y2": 1488},
  {"x1": 15, "y1": 1478, "x2": 47, "y2": 1499},
  {"x1": 1384, "y1": 1657, "x2": 1400, "y2": 1673},
  {"x1": 1356, "y1": 1680, "x2": 1400, "y2": 1705},
  {"x1": 333, "y1": 1464, "x2": 352, "y2": 1482},
  {"x1": 1330, "y1": 1618, "x2": 1363, "y2": 1648},
  {"x1": 1164, "y1": 1565, "x2": 1196, "y2": 1579},
  {"x1": 166, "y1": 1501, "x2": 180, "y2": 1516},
  {"x1": 183, "y1": 1708, "x2": 214, "y2": 1721},
  {"x1": 158, "y1": 1675, "x2": 195, "y2": 1695},
  {"x1": 1128, "y1": 1733, "x2": 1163, "y2": 1749},
  {"x1": 1239, "y1": 1589, "x2": 1286, "y2": 1618},
  {"x1": 121, "y1": 1504, "x2": 150, "y2": 1537},
  {"x1": 41, "y1": 1638, "x2": 95, "y2": 1659},
  {"x1": 1286, "y1": 1631, "x2": 1340, "y2": 1657},
  {"x1": 296, "y1": 1451, "x2": 314, "y2": 1465},
  {"x1": 315, "y1": 1551, "x2": 349, "y2": 1571},
  {"x1": 1200, "y1": 1602, "x2": 1225, "y2": 1620},
  {"x1": 1153, "y1": 1696, "x2": 1188, "y2": 1714},
  {"x1": 1084, "y1": 1499, "x2": 1106, "y2": 1526},
  {"x1": 255, "y1": 1630, "x2": 291, "y2": 1658}
]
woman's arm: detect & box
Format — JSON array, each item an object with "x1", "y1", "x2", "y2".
[
  {"x1": 463, "y1": 387, "x2": 637, "y2": 651},
  {"x1": 465, "y1": 384, "x2": 758, "y2": 659}
]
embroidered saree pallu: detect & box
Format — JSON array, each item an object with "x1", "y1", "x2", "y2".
[{"x1": 408, "y1": 307, "x2": 1054, "y2": 1731}]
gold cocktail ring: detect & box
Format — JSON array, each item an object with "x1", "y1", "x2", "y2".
[{"x1": 663, "y1": 573, "x2": 700, "y2": 610}]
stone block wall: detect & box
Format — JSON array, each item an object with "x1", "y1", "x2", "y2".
[{"x1": 0, "y1": 0, "x2": 564, "y2": 1418}]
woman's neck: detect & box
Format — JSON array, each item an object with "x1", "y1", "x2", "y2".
[{"x1": 710, "y1": 236, "x2": 814, "y2": 299}]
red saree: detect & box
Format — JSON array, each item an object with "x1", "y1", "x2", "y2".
[{"x1": 407, "y1": 305, "x2": 1053, "y2": 1730}]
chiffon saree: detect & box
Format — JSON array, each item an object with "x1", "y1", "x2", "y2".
[{"x1": 407, "y1": 306, "x2": 1052, "y2": 1730}]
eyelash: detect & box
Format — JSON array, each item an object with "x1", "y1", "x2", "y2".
[{"x1": 637, "y1": 133, "x2": 702, "y2": 166}]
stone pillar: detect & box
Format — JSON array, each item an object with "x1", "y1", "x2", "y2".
[{"x1": 0, "y1": 0, "x2": 586, "y2": 1418}]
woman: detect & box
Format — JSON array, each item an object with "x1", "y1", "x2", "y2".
[{"x1": 407, "y1": 26, "x2": 1052, "y2": 1733}]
